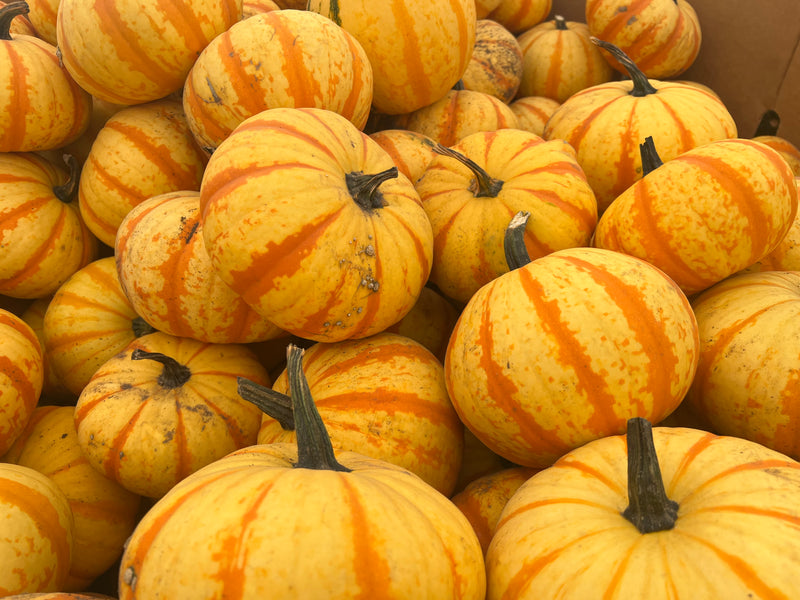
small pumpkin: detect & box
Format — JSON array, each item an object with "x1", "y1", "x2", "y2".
[
  {"x1": 751, "y1": 110, "x2": 800, "y2": 176},
  {"x1": 74, "y1": 331, "x2": 270, "y2": 498},
  {"x1": 742, "y1": 178, "x2": 800, "y2": 272},
  {"x1": 508, "y1": 95, "x2": 560, "y2": 136},
  {"x1": 242, "y1": 0, "x2": 279, "y2": 16},
  {"x1": 384, "y1": 285, "x2": 460, "y2": 362},
  {"x1": 368, "y1": 128, "x2": 439, "y2": 184},
  {"x1": 117, "y1": 344, "x2": 486, "y2": 599},
  {"x1": 485, "y1": 0, "x2": 551, "y2": 35},
  {"x1": 20, "y1": 297, "x2": 74, "y2": 404},
  {"x1": 460, "y1": 19, "x2": 524, "y2": 104}
]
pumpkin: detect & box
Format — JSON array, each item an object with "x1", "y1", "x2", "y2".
[
  {"x1": 0, "y1": 462, "x2": 73, "y2": 595},
  {"x1": 117, "y1": 344, "x2": 486, "y2": 599},
  {"x1": 685, "y1": 270, "x2": 800, "y2": 460},
  {"x1": 242, "y1": 0, "x2": 279, "y2": 16},
  {"x1": 199, "y1": 106, "x2": 434, "y2": 343},
  {"x1": 508, "y1": 95, "x2": 560, "y2": 136},
  {"x1": 0, "y1": 152, "x2": 97, "y2": 299},
  {"x1": 415, "y1": 129, "x2": 597, "y2": 304},
  {"x1": 487, "y1": 417, "x2": 800, "y2": 598},
  {"x1": 74, "y1": 331, "x2": 270, "y2": 498},
  {"x1": 516, "y1": 14, "x2": 615, "y2": 103},
  {"x1": 0, "y1": 308, "x2": 43, "y2": 455},
  {"x1": 452, "y1": 428, "x2": 514, "y2": 495},
  {"x1": 12, "y1": 0, "x2": 55, "y2": 42},
  {"x1": 460, "y1": 19, "x2": 524, "y2": 104},
  {"x1": 751, "y1": 110, "x2": 800, "y2": 176},
  {"x1": 485, "y1": 0, "x2": 551, "y2": 35},
  {"x1": 586, "y1": 0, "x2": 702, "y2": 79},
  {"x1": 0, "y1": 1, "x2": 91, "y2": 152},
  {"x1": 77, "y1": 99, "x2": 208, "y2": 248},
  {"x1": 42, "y1": 256, "x2": 155, "y2": 397},
  {"x1": 444, "y1": 212, "x2": 700, "y2": 467},
  {"x1": 543, "y1": 38, "x2": 737, "y2": 213},
  {"x1": 593, "y1": 136, "x2": 798, "y2": 296},
  {"x1": 3, "y1": 405, "x2": 142, "y2": 591},
  {"x1": 20, "y1": 297, "x2": 74, "y2": 404},
  {"x1": 306, "y1": 0, "x2": 477, "y2": 115},
  {"x1": 56, "y1": 0, "x2": 242, "y2": 104},
  {"x1": 369, "y1": 128, "x2": 439, "y2": 184},
  {"x1": 742, "y1": 177, "x2": 800, "y2": 272},
  {"x1": 384, "y1": 285, "x2": 460, "y2": 362},
  {"x1": 405, "y1": 88, "x2": 520, "y2": 147},
  {"x1": 182, "y1": 9, "x2": 373, "y2": 150},
  {"x1": 115, "y1": 190, "x2": 285, "y2": 344},
  {"x1": 243, "y1": 332, "x2": 465, "y2": 496},
  {"x1": 475, "y1": 0, "x2": 502, "y2": 20},
  {"x1": 0, "y1": 594, "x2": 116, "y2": 599}
]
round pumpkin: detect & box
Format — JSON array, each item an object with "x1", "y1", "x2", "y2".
[
  {"x1": 242, "y1": 0, "x2": 279, "y2": 15},
  {"x1": 444, "y1": 214, "x2": 700, "y2": 468},
  {"x1": 543, "y1": 38, "x2": 737, "y2": 213},
  {"x1": 2, "y1": 405, "x2": 142, "y2": 591},
  {"x1": 199, "y1": 106, "x2": 434, "y2": 343},
  {"x1": 751, "y1": 110, "x2": 800, "y2": 176},
  {"x1": 56, "y1": 0, "x2": 242, "y2": 104},
  {"x1": 508, "y1": 95, "x2": 560, "y2": 136},
  {"x1": 0, "y1": 308, "x2": 43, "y2": 455},
  {"x1": 74, "y1": 331, "x2": 270, "y2": 498},
  {"x1": 20, "y1": 298, "x2": 74, "y2": 404},
  {"x1": 306, "y1": 0, "x2": 477, "y2": 115},
  {"x1": 594, "y1": 137, "x2": 798, "y2": 295},
  {"x1": 115, "y1": 190, "x2": 285, "y2": 344},
  {"x1": 0, "y1": 152, "x2": 97, "y2": 299},
  {"x1": 117, "y1": 344, "x2": 486, "y2": 599},
  {"x1": 384, "y1": 285, "x2": 460, "y2": 362},
  {"x1": 486, "y1": 0, "x2": 551, "y2": 35},
  {"x1": 0, "y1": 1, "x2": 91, "y2": 152},
  {"x1": 743, "y1": 177, "x2": 800, "y2": 272},
  {"x1": 182, "y1": 9, "x2": 373, "y2": 150},
  {"x1": 460, "y1": 19, "x2": 524, "y2": 104},
  {"x1": 369, "y1": 128, "x2": 438, "y2": 184},
  {"x1": 0, "y1": 462, "x2": 74, "y2": 595},
  {"x1": 487, "y1": 417, "x2": 800, "y2": 598}
]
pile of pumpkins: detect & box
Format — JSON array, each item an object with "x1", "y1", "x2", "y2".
[{"x1": 2, "y1": 0, "x2": 800, "y2": 597}]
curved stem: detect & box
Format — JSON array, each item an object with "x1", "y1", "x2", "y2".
[
  {"x1": 131, "y1": 316, "x2": 157, "y2": 338},
  {"x1": 639, "y1": 136, "x2": 664, "y2": 176},
  {"x1": 754, "y1": 109, "x2": 781, "y2": 137},
  {"x1": 0, "y1": 1, "x2": 28, "y2": 40},
  {"x1": 622, "y1": 417, "x2": 679, "y2": 533},
  {"x1": 346, "y1": 167, "x2": 398, "y2": 211},
  {"x1": 285, "y1": 344, "x2": 350, "y2": 471},
  {"x1": 554, "y1": 14, "x2": 568, "y2": 30},
  {"x1": 503, "y1": 210, "x2": 532, "y2": 271},
  {"x1": 53, "y1": 155, "x2": 81, "y2": 203},
  {"x1": 236, "y1": 376, "x2": 295, "y2": 431},
  {"x1": 433, "y1": 143, "x2": 504, "y2": 198},
  {"x1": 130, "y1": 348, "x2": 192, "y2": 389},
  {"x1": 591, "y1": 37, "x2": 657, "y2": 97}
]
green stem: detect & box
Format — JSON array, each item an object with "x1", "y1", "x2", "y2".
[
  {"x1": 591, "y1": 37, "x2": 657, "y2": 97},
  {"x1": 0, "y1": 1, "x2": 28, "y2": 40},
  {"x1": 639, "y1": 136, "x2": 664, "y2": 176},
  {"x1": 503, "y1": 210, "x2": 532, "y2": 270},
  {"x1": 433, "y1": 143, "x2": 504, "y2": 198},
  {"x1": 53, "y1": 155, "x2": 80, "y2": 203},
  {"x1": 130, "y1": 348, "x2": 191, "y2": 389},
  {"x1": 347, "y1": 167, "x2": 397, "y2": 211},
  {"x1": 622, "y1": 417, "x2": 679, "y2": 533},
  {"x1": 236, "y1": 376, "x2": 295, "y2": 431}
]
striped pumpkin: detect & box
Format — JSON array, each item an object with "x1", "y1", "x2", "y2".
[
  {"x1": 252, "y1": 332, "x2": 465, "y2": 496},
  {"x1": 444, "y1": 219, "x2": 700, "y2": 468},
  {"x1": 182, "y1": 9, "x2": 373, "y2": 150},
  {"x1": 20, "y1": 298, "x2": 74, "y2": 404},
  {"x1": 543, "y1": 39, "x2": 737, "y2": 213},
  {"x1": 78, "y1": 99, "x2": 208, "y2": 248},
  {"x1": 115, "y1": 191, "x2": 285, "y2": 344},
  {"x1": 42, "y1": 256, "x2": 155, "y2": 397},
  {"x1": 0, "y1": 308, "x2": 43, "y2": 456},
  {"x1": 368, "y1": 128, "x2": 438, "y2": 184},
  {"x1": 56, "y1": 0, "x2": 242, "y2": 104},
  {"x1": 0, "y1": 1, "x2": 91, "y2": 152},
  {"x1": 242, "y1": 0, "x2": 279, "y2": 16},
  {"x1": 0, "y1": 153, "x2": 97, "y2": 299},
  {"x1": 0, "y1": 463, "x2": 74, "y2": 595},
  {"x1": 753, "y1": 135, "x2": 800, "y2": 176},
  {"x1": 744, "y1": 178, "x2": 800, "y2": 272},
  {"x1": 384, "y1": 285, "x2": 460, "y2": 362},
  {"x1": 485, "y1": 0, "x2": 551, "y2": 35},
  {"x1": 594, "y1": 137, "x2": 798, "y2": 295},
  {"x1": 586, "y1": 0, "x2": 702, "y2": 79},
  {"x1": 516, "y1": 15, "x2": 615, "y2": 103},
  {"x1": 14, "y1": 0, "x2": 56, "y2": 42},
  {"x1": 74, "y1": 331, "x2": 270, "y2": 499},
  {"x1": 199, "y1": 107, "x2": 434, "y2": 343},
  {"x1": 2, "y1": 405, "x2": 142, "y2": 592},
  {"x1": 508, "y1": 95, "x2": 560, "y2": 136},
  {"x1": 306, "y1": 0, "x2": 476, "y2": 115},
  {"x1": 460, "y1": 19, "x2": 523, "y2": 104}
]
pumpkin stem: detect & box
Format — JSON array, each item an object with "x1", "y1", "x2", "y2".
[
  {"x1": 0, "y1": 1, "x2": 28, "y2": 40},
  {"x1": 286, "y1": 344, "x2": 350, "y2": 471},
  {"x1": 130, "y1": 348, "x2": 192, "y2": 389},
  {"x1": 504, "y1": 210, "x2": 532, "y2": 270},
  {"x1": 639, "y1": 136, "x2": 664, "y2": 176},
  {"x1": 754, "y1": 109, "x2": 781, "y2": 137},
  {"x1": 131, "y1": 316, "x2": 157, "y2": 338},
  {"x1": 452, "y1": 79, "x2": 465, "y2": 91},
  {"x1": 346, "y1": 167, "x2": 397, "y2": 211},
  {"x1": 236, "y1": 376, "x2": 295, "y2": 431},
  {"x1": 554, "y1": 14, "x2": 568, "y2": 30},
  {"x1": 433, "y1": 143, "x2": 504, "y2": 198},
  {"x1": 52, "y1": 155, "x2": 81, "y2": 203},
  {"x1": 622, "y1": 417, "x2": 679, "y2": 534},
  {"x1": 591, "y1": 37, "x2": 658, "y2": 97}
]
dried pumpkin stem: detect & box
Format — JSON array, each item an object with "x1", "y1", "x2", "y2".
[
  {"x1": 433, "y1": 143, "x2": 504, "y2": 198},
  {"x1": 754, "y1": 109, "x2": 781, "y2": 137},
  {"x1": 0, "y1": 1, "x2": 29, "y2": 40},
  {"x1": 554, "y1": 14, "x2": 567, "y2": 30},
  {"x1": 131, "y1": 316, "x2": 157, "y2": 338},
  {"x1": 591, "y1": 37, "x2": 657, "y2": 97},
  {"x1": 53, "y1": 155, "x2": 81, "y2": 203},
  {"x1": 236, "y1": 376, "x2": 295, "y2": 431},
  {"x1": 130, "y1": 348, "x2": 192, "y2": 389},
  {"x1": 286, "y1": 344, "x2": 350, "y2": 472},
  {"x1": 639, "y1": 136, "x2": 664, "y2": 176},
  {"x1": 622, "y1": 417, "x2": 679, "y2": 533},
  {"x1": 503, "y1": 210, "x2": 532, "y2": 270},
  {"x1": 346, "y1": 167, "x2": 397, "y2": 211}
]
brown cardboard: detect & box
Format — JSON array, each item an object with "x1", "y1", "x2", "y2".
[{"x1": 547, "y1": 0, "x2": 800, "y2": 146}]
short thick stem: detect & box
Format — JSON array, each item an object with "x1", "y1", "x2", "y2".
[
  {"x1": 433, "y1": 143, "x2": 504, "y2": 198},
  {"x1": 591, "y1": 37, "x2": 657, "y2": 97},
  {"x1": 131, "y1": 317, "x2": 157, "y2": 338},
  {"x1": 754, "y1": 109, "x2": 781, "y2": 137},
  {"x1": 53, "y1": 155, "x2": 80, "y2": 203},
  {"x1": 639, "y1": 136, "x2": 664, "y2": 176},
  {"x1": 554, "y1": 14, "x2": 568, "y2": 30},
  {"x1": 130, "y1": 348, "x2": 191, "y2": 389},
  {"x1": 0, "y1": 1, "x2": 28, "y2": 40},
  {"x1": 347, "y1": 167, "x2": 397, "y2": 211},
  {"x1": 503, "y1": 210, "x2": 532, "y2": 270}
]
